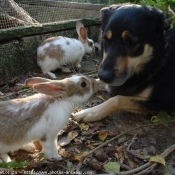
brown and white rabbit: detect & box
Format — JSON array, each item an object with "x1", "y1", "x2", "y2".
[
  {"x1": 0, "y1": 74, "x2": 98, "y2": 162},
  {"x1": 37, "y1": 21, "x2": 95, "y2": 79}
]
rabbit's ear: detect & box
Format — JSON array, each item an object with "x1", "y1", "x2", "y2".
[
  {"x1": 25, "y1": 77, "x2": 51, "y2": 87},
  {"x1": 33, "y1": 82, "x2": 69, "y2": 97},
  {"x1": 76, "y1": 21, "x2": 87, "y2": 43}
]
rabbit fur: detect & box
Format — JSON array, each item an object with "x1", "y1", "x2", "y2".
[
  {"x1": 37, "y1": 21, "x2": 95, "y2": 79},
  {"x1": 0, "y1": 74, "x2": 98, "y2": 162}
]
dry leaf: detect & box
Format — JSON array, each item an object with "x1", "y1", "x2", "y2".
[
  {"x1": 114, "y1": 153, "x2": 119, "y2": 160},
  {"x1": 67, "y1": 130, "x2": 78, "y2": 139},
  {"x1": 86, "y1": 122, "x2": 101, "y2": 135},
  {"x1": 58, "y1": 130, "x2": 78, "y2": 146},
  {"x1": 84, "y1": 142, "x2": 95, "y2": 150},
  {"x1": 74, "y1": 138, "x2": 82, "y2": 145},
  {"x1": 59, "y1": 149, "x2": 71, "y2": 158},
  {"x1": 96, "y1": 95, "x2": 106, "y2": 102},
  {"x1": 103, "y1": 162, "x2": 120, "y2": 173},
  {"x1": 63, "y1": 124, "x2": 78, "y2": 133},
  {"x1": 79, "y1": 122, "x2": 89, "y2": 131},
  {"x1": 119, "y1": 156, "x2": 125, "y2": 163},
  {"x1": 149, "y1": 154, "x2": 166, "y2": 166},
  {"x1": 76, "y1": 108, "x2": 81, "y2": 112},
  {"x1": 87, "y1": 158, "x2": 103, "y2": 170},
  {"x1": 94, "y1": 149, "x2": 108, "y2": 162},
  {"x1": 130, "y1": 149, "x2": 145, "y2": 159},
  {"x1": 124, "y1": 151, "x2": 137, "y2": 168},
  {"x1": 58, "y1": 137, "x2": 71, "y2": 146},
  {"x1": 116, "y1": 146, "x2": 124, "y2": 154},
  {"x1": 105, "y1": 147, "x2": 116, "y2": 157},
  {"x1": 74, "y1": 151, "x2": 88, "y2": 161},
  {"x1": 98, "y1": 130, "x2": 108, "y2": 141},
  {"x1": 108, "y1": 126, "x2": 120, "y2": 136}
]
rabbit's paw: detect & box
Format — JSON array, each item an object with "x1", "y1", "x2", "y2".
[
  {"x1": 45, "y1": 72, "x2": 57, "y2": 79},
  {"x1": 0, "y1": 153, "x2": 12, "y2": 162},
  {"x1": 61, "y1": 67, "x2": 72, "y2": 73},
  {"x1": 54, "y1": 154, "x2": 62, "y2": 161},
  {"x1": 48, "y1": 154, "x2": 62, "y2": 161}
]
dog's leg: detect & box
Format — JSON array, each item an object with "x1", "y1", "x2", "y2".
[{"x1": 73, "y1": 95, "x2": 148, "y2": 122}]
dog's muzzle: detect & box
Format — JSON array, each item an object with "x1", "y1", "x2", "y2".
[
  {"x1": 98, "y1": 68, "x2": 115, "y2": 84},
  {"x1": 98, "y1": 68, "x2": 134, "y2": 86}
]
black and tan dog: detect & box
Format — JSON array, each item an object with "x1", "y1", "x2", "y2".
[{"x1": 73, "y1": 3, "x2": 175, "y2": 122}]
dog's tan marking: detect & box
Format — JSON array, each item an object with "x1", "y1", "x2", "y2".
[
  {"x1": 101, "y1": 51, "x2": 108, "y2": 64},
  {"x1": 122, "y1": 31, "x2": 130, "y2": 39},
  {"x1": 107, "y1": 30, "x2": 112, "y2": 40},
  {"x1": 137, "y1": 86, "x2": 152, "y2": 98},
  {"x1": 113, "y1": 44, "x2": 153, "y2": 77},
  {"x1": 127, "y1": 44, "x2": 153, "y2": 74},
  {"x1": 116, "y1": 56, "x2": 127, "y2": 73}
]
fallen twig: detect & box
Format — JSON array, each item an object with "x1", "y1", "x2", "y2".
[
  {"x1": 126, "y1": 134, "x2": 137, "y2": 152},
  {"x1": 84, "y1": 70, "x2": 98, "y2": 75},
  {"x1": 118, "y1": 143, "x2": 175, "y2": 175},
  {"x1": 76, "y1": 123, "x2": 162, "y2": 170},
  {"x1": 167, "y1": 5, "x2": 175, "y2": 18}
]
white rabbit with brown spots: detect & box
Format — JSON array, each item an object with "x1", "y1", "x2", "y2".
[
  {"x1": 0, "y1": 74, "x2": 98, "y2": 162},
  {"x1": 37, "y1": 21, "x2": 95, "y2": 79}
]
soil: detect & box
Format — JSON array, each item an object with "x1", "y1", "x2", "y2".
[{"x1": 0, "y1": 54, "x2": 175, "y2": 175}]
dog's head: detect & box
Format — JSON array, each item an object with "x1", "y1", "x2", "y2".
[{"x1": 98, "y1": 4, "x2": 171, "y2": 86}]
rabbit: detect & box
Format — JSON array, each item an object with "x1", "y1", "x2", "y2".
[
  {"x1": 0, "y1": 74, "x2": 98, "y2": 162},
  {"x1": 37, "y1": 21, "x2": 95, "y2": 79}
]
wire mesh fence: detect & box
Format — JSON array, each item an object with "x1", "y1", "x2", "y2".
[
  {"x1": 0, "y1": 0, "x2": 106, "y2": 81},
  {"x1": 0, "y1": 0, "x2": 115, "y2": 29}
]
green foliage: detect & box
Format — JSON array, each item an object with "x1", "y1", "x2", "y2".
[
  {"x1": 0, "y1": 161, "x2": 29, "y2": 168},
  {"x1": 38, "y1": 153, "x2": 45, "y2": 157},
  {"x1": 151, "y1": 111, "x2": 172, "y2": 128},
  {"x1": 116, "y1": 0, "x2": 175, "y2": 26},
  {"x1": 137, "y1": 0, "x2": 174, "y2": 11}
]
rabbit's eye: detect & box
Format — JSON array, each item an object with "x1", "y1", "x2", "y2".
[
  {"x1": 81, "y1": 81, "x2": 87, "y2": 88},
  {"x1": 88, "y1": 42, "x2": 93, "y2": 47}
]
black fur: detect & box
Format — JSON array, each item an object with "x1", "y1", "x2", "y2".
[{"x1": 98, "y1": 4, "x2": 175, "y2": 113}]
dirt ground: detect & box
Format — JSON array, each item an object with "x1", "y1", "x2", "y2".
[{"x1": 0, "y1": 54, "x2": 175, "y2": 175}]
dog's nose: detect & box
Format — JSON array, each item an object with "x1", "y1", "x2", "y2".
[{"x1": 98, "y1": 69, "x2": 115, "y2": 83}]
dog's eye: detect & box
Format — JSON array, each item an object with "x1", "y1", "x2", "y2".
[{"x1": 81, "y1": 81, "x2": 87, "y2": 88}]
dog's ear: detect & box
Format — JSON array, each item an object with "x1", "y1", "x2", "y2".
[
  {"x1": 100, "y1": 6, "x2": 114, "y2": 22},
  {"x1": 162, "y1": 12, "x2": 171, "y2": 30},
  {"x1": 100, "y1": 4, "x2": 130, "y2": 22},
  {"x1": 151, "y1": 7, "x2": 171, "y2": 33}
]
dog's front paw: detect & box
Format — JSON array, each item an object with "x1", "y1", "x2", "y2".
[{"x1": 72, "y1": 108, "x2": 100, "y2": 122}]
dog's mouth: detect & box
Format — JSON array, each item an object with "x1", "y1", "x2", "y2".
[{"x1": 108, "y1": 69, "x2": 134, "y2": 86}]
